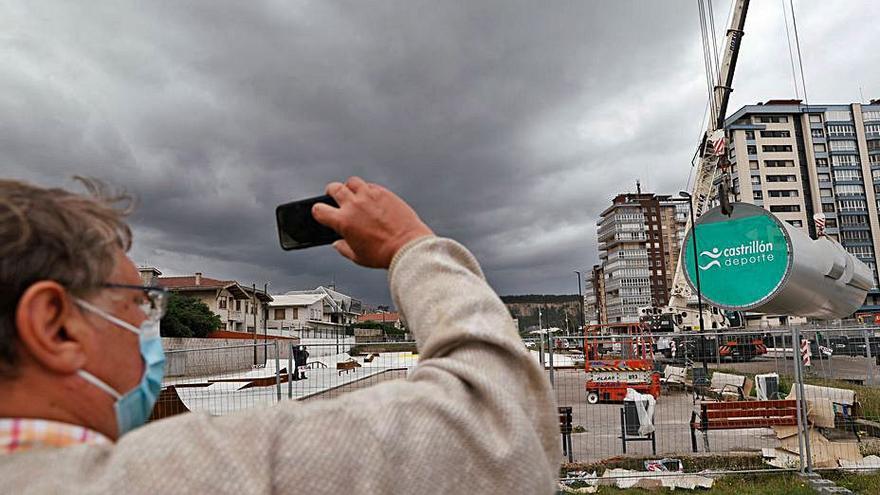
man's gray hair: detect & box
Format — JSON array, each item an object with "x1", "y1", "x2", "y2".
[{"x1": 0, "y1": 177, "x2": 133, "y2": 377}]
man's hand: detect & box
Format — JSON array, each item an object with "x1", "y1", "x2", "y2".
[{"x1": 312, "y1": 177, "x2": 434, "y2": 268}]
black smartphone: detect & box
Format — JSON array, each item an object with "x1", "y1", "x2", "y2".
[{"x1": 276, "y1": 195, "x2": 342, "y2": 250}]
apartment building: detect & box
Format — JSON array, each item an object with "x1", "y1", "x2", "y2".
[
  {"x1": 725, "y1": 99, "x2": 880, "y2": 311},
  {"x1": 584, "y1": 264, "x2": 606, "y2": 324},
  {"x1": 595, "y1": 193, "x2": 688, "y2": 323}
]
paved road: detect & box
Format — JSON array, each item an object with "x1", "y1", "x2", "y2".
[{"x1": 553, "y1": 369, "x2": 786, "y2": 463}]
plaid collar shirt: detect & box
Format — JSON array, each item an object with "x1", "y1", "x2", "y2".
[{"x1": 0, "y1": 418, "x2": 110, "y2": 454}]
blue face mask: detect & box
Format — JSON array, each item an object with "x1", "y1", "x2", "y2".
[{"x1": 74, "y1": 299, "x2": 166, "y2": 437}]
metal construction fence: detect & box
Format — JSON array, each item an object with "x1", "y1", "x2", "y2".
[{"x1": 149, "y1": 326, "x2": 880, "y2": 482}]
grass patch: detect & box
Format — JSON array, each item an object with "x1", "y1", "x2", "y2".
[{"x1": 825, "y1": 471, "x2": 880, "y2": 494}]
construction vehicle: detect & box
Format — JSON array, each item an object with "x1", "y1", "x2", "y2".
[{"x1": 583, "y1": 323, "x2": 660, "y2": 404}]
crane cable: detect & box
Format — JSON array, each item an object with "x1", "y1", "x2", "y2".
[
  {"x1": 788, "y1": 0, "x2": 810, "y2": 108},
  {"x1": 781, "y1": 0, "x2": 800, "y2": 99}
]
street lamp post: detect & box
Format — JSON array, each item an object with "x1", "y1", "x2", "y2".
[{"x1": 679, "y1": 191, "x2": 708, "y2": 371}]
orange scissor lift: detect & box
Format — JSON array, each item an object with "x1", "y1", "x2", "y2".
[{"x1": 583, "y1": 323, "x2": 660, "y2": 404}]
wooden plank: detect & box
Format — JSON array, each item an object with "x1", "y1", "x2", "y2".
[
  {"x1": 696, "y1": 417, "x2": 798, "y2": 430},
  {"x1": 699, "y1": 400, "x2": 795, "y2": 410},
  {"x1": 705, "y1": 407, "x2": 797, "y2": 420}
]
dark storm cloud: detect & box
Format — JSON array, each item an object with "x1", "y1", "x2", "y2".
[{"x1": 3, "y1": 1, "x2": 879, "y2": 305}]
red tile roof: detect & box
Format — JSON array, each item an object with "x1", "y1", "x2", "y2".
[
  {"x1": 158, "y1": 276, "x2": 231, "y2": 289},
  {"x1": 358, "y1": 312, "x2": 400, "y2": 322}
]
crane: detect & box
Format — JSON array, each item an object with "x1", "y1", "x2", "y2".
[{"x1": 656, "y1": 0, "x2": 750, "y2": 334}]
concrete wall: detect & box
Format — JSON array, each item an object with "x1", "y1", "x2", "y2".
[{"x1": 162, "y1": 337, "x2": 296, "y2": 378}]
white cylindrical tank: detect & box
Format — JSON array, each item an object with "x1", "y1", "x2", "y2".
[{"x1": 682, "y1": 203, "x2": 872, "y2": 319}]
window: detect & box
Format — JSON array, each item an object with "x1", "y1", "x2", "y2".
[
  {"x1": 761, "y1": 130, "x2": 791, "y2": 138},
  {"x1": 816, "y1": 158, "x2": 828, "y2": 167},
  {"x1": 826, "y1": 110, "x2": 852, "y2": 122},
  {"x1": 811, "y1": 129, "x2": 824, "y2": 139},
  {"x1": 872, "y1": 169, "x2": 880, "y2": 182},
  {"x1": 764, "y1": 160, "x2": 794, "y2": 167},
  {"x1": 810, "y1": 114, "x2": 823, "y2": 123},
  {"x1": 750, "y1": 176, "x2": 761, "y2": 185},
  {"x1": 818, "y1": 173, "x2": 831, "y2": 182},
  {"x1": 747, "y1": 145, "x2": 757, "y2": 155},
  {"x1": 871, "y1": 155, "x2": 880, "y2": 167},
  {"x1": 866, "y1": 124, "x2": 880, "y2": 137},
  {"x1": 219, "y1": 298, "x2": 227, "y2": 309},
  {"x1": 833, "y1": 169, "x2": 862, "y2": 181},
  {"x1": 757, "y1": 115, "x2": 789, "y2": 123},
  {"x1": 868, "y1": 140, "x2": 880, "y2": 152},
  {"x1": 838, "y1": 199, "x2": 867, "y2": 212},
  {"x1": 274, "y1": 308, "x2": 285, "y2": 320},
  {"x1": 768, "y1": 190, "x2": 799, "y2": 198},
  {"x1": 787, "y1": 220, "x2": 803, "y2": 227},
  {"x1": 749, "y1": 160, "x2": 759, "y2": 170},
  {"x1": 770, "y1": 205, "x2": 801, "y2": 213},
  {"x1": 764, "y1": 145, "x2": 793, "y2": 152},
  {"x1": 291, "y1": 307, "x2": 299, "y2": 319},
  {"x1": 820, "y1": 188, "x2": 833, "y2": 197},
  {"x1": 835, "y1": 184, "x2": 865, "y2": 196},
  {"x1": 822, "y1": 203, "x2": 836, "y2": 213},
  {"x1": 841, "y1": 230, "x2": 871, "y2": 242},
  {"x1": 846, "y1": 245, "x2": 874, "y2": 258},
  {"x1": 766, "y1": 174, "x2": 797, "y2": 182},
  {"x1": 863, "y1": 111, "x2": 880, "y2": 122},
  {"x1": 753, "y1": 190, "x2": 763, "y2": 200},
  {"x1": 825, "y1": 218, "x2": 837, "y2": 228},
  {"x1": 827, "y1": 125, "x2": 855, "y2": 137},
  {"x1": 745, "y1": 130, "x2": 755, "y2": 139},
  {"x1": 235, "y1": 300, "x2": 241, "y2": 311},
  {"x1": 841, "y1": 215, "x2": 869, "y2": 226},
  {"x1": 830, "y1": 140, "x2": 857, "y2": 152},
  {"x1": 832, "y1": 155, "x2": 860, "y2": 167}
]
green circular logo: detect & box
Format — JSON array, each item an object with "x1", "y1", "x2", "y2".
[{"x1": 683, "y1": 203, "x2": 792, "y2": 309}]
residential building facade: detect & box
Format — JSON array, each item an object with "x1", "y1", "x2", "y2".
[
  {"x1": 142, "y1": 269, "x2": 273, "y2": 333},
  {"x1": 267, "y1": 294, "x2": 328, "y2": 335},
  {"x1": 357, "y1": 311, "x2": 403, "y2": 329},
  {"x1": 596, "y1": 193, "x2": 688, "y2": 323},
  {"x1": 266, "y1": 286, "x2": 364, "y2": 337},
  {"x1": 725, "y1": 99, "x2": 880, "y2": 311}
]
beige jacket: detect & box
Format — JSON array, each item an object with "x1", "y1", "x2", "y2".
[{"x1": 1, "y1": 237, "x2": 560, "y2": 494}]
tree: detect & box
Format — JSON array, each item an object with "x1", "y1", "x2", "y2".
[{"x1": 160, "y1": 293, "x2": 222, "y2": 338}]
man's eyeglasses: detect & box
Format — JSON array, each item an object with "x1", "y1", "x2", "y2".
[{"x1": 101, "y1": 284, "x2": 170, "y2": 322}]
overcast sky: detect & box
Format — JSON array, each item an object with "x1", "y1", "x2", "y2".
[{"x1": 3, "y1": 1, "x2": 879, "y2": 307}]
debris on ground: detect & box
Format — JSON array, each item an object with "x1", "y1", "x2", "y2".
[
  {"x1": 644, "y1": 458, "x2": 683, "y2": 472},
  {"x1": 765, "y1": 424, "x2": 863, "y2": 469},
  {"x1": 558, "y1": 471, "x2": 599, "y2": 494},
  {"x1": 598, "y1": 468, "x2": 714, "y2": 490},
  {"x1": 839, "y1": 454, "x2": 880, "y2": 473},
  {"x1": 559, "y1": 466, "x2": 713, "y2": 491}
]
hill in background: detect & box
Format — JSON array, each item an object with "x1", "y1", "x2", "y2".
[{"x1": 500, "y1": 294, "x2": 582, "y2": 335}]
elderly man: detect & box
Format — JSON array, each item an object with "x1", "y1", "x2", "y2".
[{"x1": 0, "y1": 177, "x2": 559, "y2": 493}]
